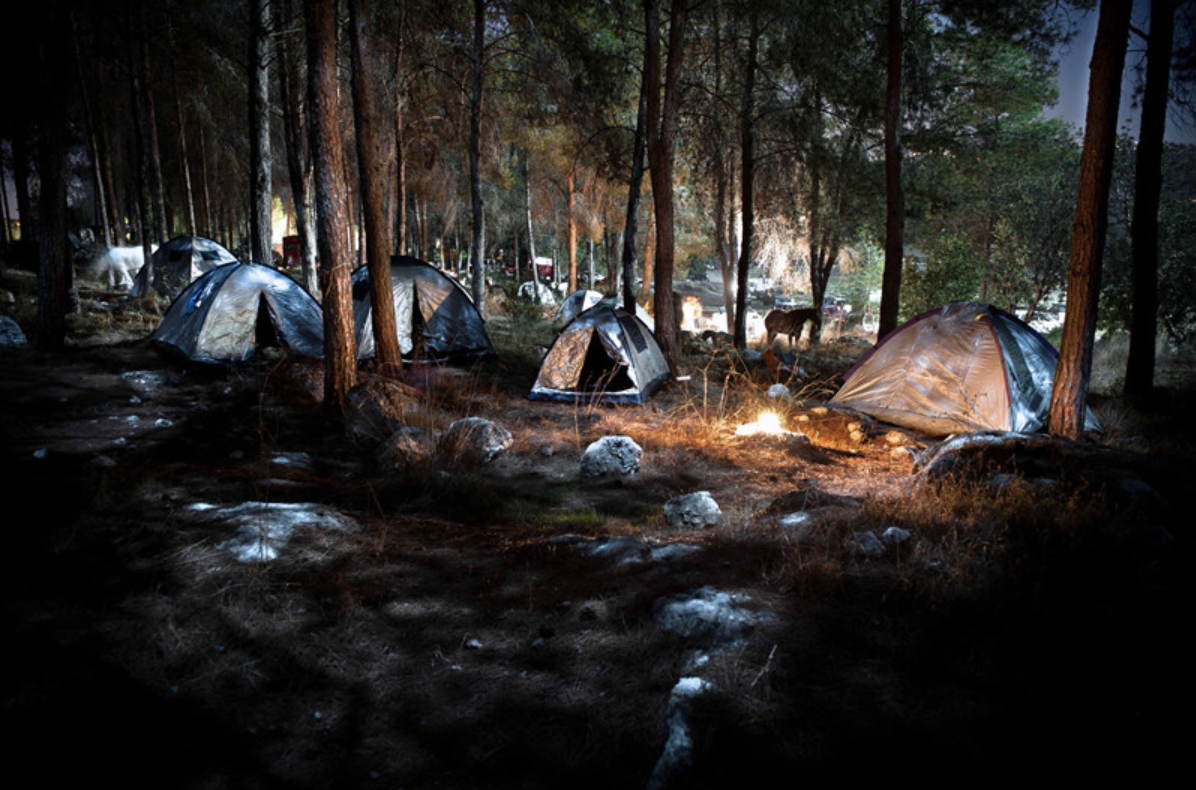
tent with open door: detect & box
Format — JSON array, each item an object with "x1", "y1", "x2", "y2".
[
  {"x1": 829, "y1": 301, "x2": 1099, "y2": 436},
  {"x1": 151, "y1": 261, "x2": 324, "y2": 363},
  {"x1": 531, "y1": 305, "x2": 669, "y2": 404},
  {"x1": 132, "y1": 235, "x2": 238, "y2": 299},
  {"x1": 352, "y1": 256, "x2": 495, "y2": 360}
]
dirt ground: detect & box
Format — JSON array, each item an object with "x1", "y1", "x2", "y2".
[{"x1": 3, "y1": 291, "x2": 1193, "y2": 788}]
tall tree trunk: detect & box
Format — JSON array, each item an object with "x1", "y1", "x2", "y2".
[
  {"x1": 306, "y1": 0, "x2": 357, "y2": 417},
  {"x1": 646, "y1": 0, "x2": 688, "y2": 373},
  {"x1": 733, "y1": 13, "x2": 758, "y2": 351},
  {"x1": 71, "y1": 11, "x2": 113, "y2": 249},
  {"x1": 198, "y1": 125, "x2": 215, "y2": 239},
  {"x1": 468, "y1": 0, "x2": 486, "y2": 311},
  {"x1": 642, "y1": 202, "x2": 655, "y2": 304},
  {"x1": 276, "y1": 0, "x2": 318, "y2": 294},
  {"x1": 567, "y1": 170, "x2": 578, "y2": 292},
  {"x1": 95, "y1": 60, "x2": 122, "y2": 244},
  {"x1": 249, "y1": 0, "x2": 274, "y2": 265},
  {"x1": 350, "y1": 0, "x2": 402, "y2": 378},
  {"x1": 1048, "y1": 0, "x2": 1132, "y2": 440},
  {"x1": 524, "y1": 149, "x2": 540, "y2": 300},
  {"x1": 35, "y1": 5, "x2": 72, "y2": 350},
  {"x1": 12, "y1": 120, "x2": 34, "y2": 244},
  {"x1": 1125, "y1": 0, "x2": 1176, "y2": 399},
  {"x1": 137, "y1": 2, "x2": 167, "y2": 242},
  {"x1": 622, "y1": 78, "x2": 649, "y2": 313},
  {"x1": 127, "y1": 0, "x2": 154, "y2": 288},
  {"x1": 166, "y1": 19, "x2": 197, "y2": 235},
  {"x1": 879, "y1": 0, "x2": 904, "y2": 338}
]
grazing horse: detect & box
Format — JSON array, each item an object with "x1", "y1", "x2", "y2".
[{"x1": 764, "y1": 307, "x2": 821, "y2": 347}]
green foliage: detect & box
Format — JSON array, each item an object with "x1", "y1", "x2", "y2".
[{"x1": 901, "y1": 228, "x2": 982, "y2": 317}]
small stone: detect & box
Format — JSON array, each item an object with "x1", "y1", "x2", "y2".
[
  {"x1": 854, "y1": 530, "x2": 886, "y2": 557},
  {"x1": 664, "y1": 491, "x2": 722, "y2": 529},
  {"x1": 464, "y1": 638, "x2": 483, "y2": 650},
  {"x1": 580, "y1": 435, "x2": 642, "y2": 477},
  {"x1": 767, "y1": 384, "x2": 790, "y2": 399},
  {"x1": 882, "y1": 526, "x2": 910, "y2": 545}
]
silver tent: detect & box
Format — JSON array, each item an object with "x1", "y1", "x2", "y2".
[
  {"x1": 151, "y1": 262, "x2": 324, "y2": 363},
  {"x1": 530, "y1": 305, "x2": 669, "y2": 404},
  {"x1": 352, "y1": 256, "x2": 495, "y2": 360},
  {"x1": 556, "y1": 289, "x2": 656, "y2": 332},
  {"x1": 132, "y1": 235, "x2": 238, "y2": 299},
  {"x1": 830, "y1": 302, "x2": 1098, "y2": 436}
]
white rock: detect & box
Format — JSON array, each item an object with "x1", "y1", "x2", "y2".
[
  {"x1": 653, "y1": 586, "x2": 775, "y2": 643},
  {"x1": 882, "y1": 526, "x2": 911, "y2": 545},
  {"x1": 664, "y1": 491, "x2": 723, "y2": 529},
  {"x1": 580, "y1": 435, "x2": 642, "y2": 477},
  {"x1": 766, "y1": 384, "x2": 790, "y2": 399}
]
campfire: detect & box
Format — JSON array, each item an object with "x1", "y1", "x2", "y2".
[{"x1": 735, "y1": 410, "x2": 792, "y2": 436}]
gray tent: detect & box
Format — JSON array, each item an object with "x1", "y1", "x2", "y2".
[
  {"x1": 531, "y1": 305, "x2": 669, "y2": 404},
  {"x1": 152, "y1": 262, "x2": 324, "y2": 362},
  {"x1": 830, "y1": 302, "x2": 1098, "y2": 435},
  {"x1": 352, "y1": 256, "x2": 495, "y2": 360},
  {"x1": 556, "y1": 289, "x2": 656, "y2": 331},
  {"x1": 132, "y1": 235, "x2": 238, "y2": 298}
]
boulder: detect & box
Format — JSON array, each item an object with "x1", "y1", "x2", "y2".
[
  {"x1": 580, "y1": 435, "x2": 642, "y2": 477},
  {"x1": 0, "y1": 316, "x2": 27, "y2": 346},
  {"x1": 664, "y1": 491, "x2": 723, "y2": 529},
  {"x1": 439, "y1": 417, "x2": 512, "y2": 463},
  {"x1": 378, "y1": 426, "x2": 431, "y2": 470},
  {"x1": 853, "y1": 530, "x2": 886, "y2": 557}
]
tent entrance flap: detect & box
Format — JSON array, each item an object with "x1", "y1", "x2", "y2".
[{"x1": 255, "y1": 294, "x2": 281, "y2": 350}]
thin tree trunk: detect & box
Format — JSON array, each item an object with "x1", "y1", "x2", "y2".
[
  {"x1": 1048, "y1": 0, "x2": 1132, "y2": 439},
  {"x1": 199, "y1": 125, "x2": 214, "y2": 238},
  {"x1": 469, "y1": 0, "x2": 486, "y2": 310},
  {"x1": 646, "y1": 0, "x2": 689, "y2": 372},
  {"x1": 525, "y1": 149, "x2": 540, "y2": 300},
  {"x1": 71, "y1": 11, "x2": 113, "y2": 249},
  {"x1": 166, "y1": 18, "x2": 196, "y2": 235},
  {"x1": 276, "y1": 0, "x2": 318, "y2": 293},
  {"x1": 733, "y1": 13, "x2": 758, "y2": 351},
  {"x1": 249, "y1": 0, "x2": 273, "y2": 264},
  {"x1": 622, "y1": 79, "x2": 648, "y2": 313},
  {"x1": 567, "y1": 170, "x2": 578, "y2": 292},
  {"x1": 642, "y1": 203, "x2": 655, "y2": 304},
  {"x1": 95, "y1": 60, "x2": 121, "y2": 244},
  {"x1": 350, "y1": 0, "x2": 402, "y2": 377},
  {"x1": 879, "y1": 0, "x2": 905, "y2": 338},
  {"x1": 137, "y1": 1, "x2": 167, "y2": 242},
  {"x1": 307, "y1": 0, "x2": 357, "y2": 416},
  {"x1": 1125, "y1": 0, "x2": 1176, "y2": 399},
  {"x1": 127, "y1": 0, "x2": 154, "y2": 289}
]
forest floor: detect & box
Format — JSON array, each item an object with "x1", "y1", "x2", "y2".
[{"x1": 2, "y1": 269, "x2": 1194, "y2": 789}]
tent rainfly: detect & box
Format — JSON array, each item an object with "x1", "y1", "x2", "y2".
[
  {"x1": 530, "y1": 305, "x2": 669, "y2": 404},
  {"x1": 830, "y1": 301, "x2": 1099, "y2": 436},
  {"x1": 132, "y1": 235, "x2": 238, "y2": 299},
  {"x1": 352, "y1": 256, "x2": 495, "y2": 360},
  {"x1": 151, "y1": 261, "x2": 324, "y2": 362}
]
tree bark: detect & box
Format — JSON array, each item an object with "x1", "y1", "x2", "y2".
[
  {"x1": 879, "y1": 0, "x2": 905, "y2": 339},
  {"x1": 249, "y1": 0, "x2": 274, "y2": 265},
  {"x1": 306, "y1": 0, "x2": 357, "y2": 417},
  {"x1": 1125, "y1": 0, "x2": 1176, "y2": 399},
  {"x1": 733, "y1": 13, "x2": 758, "y2": 351},
  {"x1": 350, "y1": 0, "x2": 403, "y2": 378},
  {"x1": 567, "y1": 170, "x2": 578, "y2": 293},
  {"x1": 1048, "y1": 0, "x2": 1132, "y2": 439},
  {"x1": 646, "y1": 0, "x2": 688, "y2": 373},
  {"x1": 127, "y1": 0, "x2": 155, "y2": 288}
]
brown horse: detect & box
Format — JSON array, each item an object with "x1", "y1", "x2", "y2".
[{"x1": 764, "y1": 307, "x2": 821, "y2": 347}]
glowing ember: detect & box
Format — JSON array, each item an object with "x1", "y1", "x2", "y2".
[{"x1": 736, "y1": 411, "x2": 786, "y2": 436}]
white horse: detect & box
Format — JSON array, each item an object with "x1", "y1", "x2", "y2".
[{"x1": 86, "y1": 244, "x2": 157, "y2": 289}]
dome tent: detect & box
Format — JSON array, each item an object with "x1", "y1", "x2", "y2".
[
  {"x1": 351, "y1": 256, "x2": 495, "y2": 360},
  {"x1": 132, "y1": 235, "x2": 238, "y2": 299},
  {"x1": 556, "y1": 289, "x2": 656, "y2": 332},
  {"x1": 151, "y1": 262, "x2": 324, "y2": 363},
  {"x1": 830, "y1": 302, "x2": 1099, "y2": 436},
  {"x1": 531, "y1": 305, "x2": 669, "y2": 405},
  {"x1": 555, "y1": 289, "x2": 604, "y2": 324}
]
